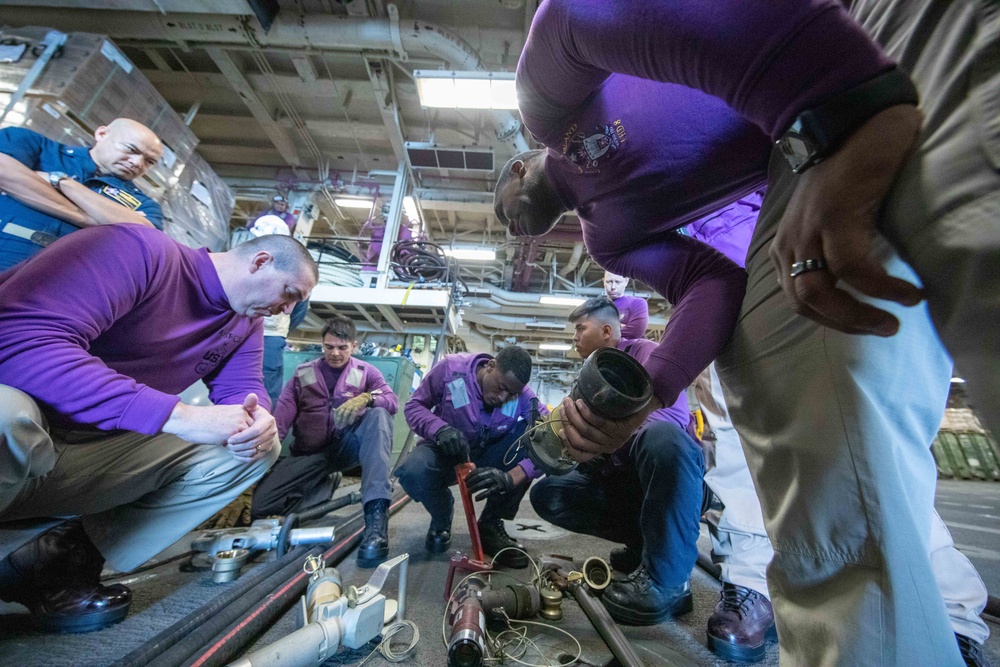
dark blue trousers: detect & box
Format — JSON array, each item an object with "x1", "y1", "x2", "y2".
[
  {"x1": 530, "y1": 421, "x2": 704, "y2": 587},
  {"x1": 396, "y1": 422, "x2": 529, "y2": 528}
]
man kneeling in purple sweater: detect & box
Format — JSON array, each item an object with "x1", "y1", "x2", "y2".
[{"x1": 0, "y1": 224, "x2": 317, "y2": 633}]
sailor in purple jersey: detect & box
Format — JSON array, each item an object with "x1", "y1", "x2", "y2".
[
  {"x1": 254, "y1": 314, "x2": 398, "y2": 569},
  {"x1": 603, "y1": 271, "x2": 648, "y2": 339},
  {"x1": 396, "y1": 346, "x2": 546, "y2": 569},
  {"x1": 496, "y1": 0, "x2": 997, "y2": 663},
  {"x1": 531, "y1": 297, "x2": 704, "y2": 626},
  {"x1": 0, "y1": 224, "x2": 317, "y2": 633}
]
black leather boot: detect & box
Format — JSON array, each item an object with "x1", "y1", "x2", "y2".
[
  {"x1": 425, "y1": 507, "x2": 453, "y2": 554},
  {"x1": 478, "y1": 515, "x2": 529, "y2": 569},
  {"x1": 0, "y1": 520, "x2": 131, "y2": 633},
  {"x1": 609, "y1": 544, "x2": 642, "y2": 574},
  {"x1": 357, "y1": 499, "x2": 390, "y2": 568},
  {"x1": 602, "y1": 564, "x2": 693, "y2": 625}
]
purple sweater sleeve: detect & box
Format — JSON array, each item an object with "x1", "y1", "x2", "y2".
[
  {"x1": 274, "y1": 374, "x2": 300, "y2": 441},
  {"x1": 404, "y1": 363, "x2": 450, "y2": 441},
  {"x1": 591, "y1": 233, "x2": 746, "y2": 409},
  {"x1": 202, "y1": 320, "x2": 269, "y2": 411},
  {"x1": 518, "y1": 0, "x2": 894, "y2": 141},
  {"x1": 0, "y1": 230, "x2": 179, "y2": 433},
  {"x1": 366, "y1": 368, "x2": 399, "y2": 415}
]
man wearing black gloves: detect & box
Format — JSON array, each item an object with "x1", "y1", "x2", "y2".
[{"x1": 396, "y1": 346, "x2": 545, "y2": 568}]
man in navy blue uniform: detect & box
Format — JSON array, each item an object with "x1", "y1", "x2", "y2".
[{"x1": 0, "y1": 118, "x2": 164, "y2": 271}]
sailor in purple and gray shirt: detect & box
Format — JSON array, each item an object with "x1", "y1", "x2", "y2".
[
  {"x1": 253, "y1": 314, "x2": 398, "y2": 569},
  {"x1": 603, "y1": 271, "x2": 648, "y2": 339},
  {"x1": 0, "y1": 224, "x2": 316, "y2": 632},
  {"x1": 396, "y1": 347, "x2": 545, "y2": 569},
  {"x1": 497, "y1": 0, "x2": 995, "y2": 663}
]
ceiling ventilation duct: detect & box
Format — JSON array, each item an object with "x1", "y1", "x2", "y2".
[{"x1": 405, "y1": 142, "x2": 494, "y2": 171}]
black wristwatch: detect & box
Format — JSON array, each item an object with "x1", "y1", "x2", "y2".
[
  {"x1": 776, "y1": 68, "x2": 919, "y2": 174},
  {"x1": 48, "y1": 171, "x2": 70, "y2": 192}
]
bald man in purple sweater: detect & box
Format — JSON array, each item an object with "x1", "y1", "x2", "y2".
[
  {"x1": 0, "y1": 225, "x2": 317, "y2": 633},
  {"x1": 495, "y1": 1, "x2": 997, "y2": 664}
]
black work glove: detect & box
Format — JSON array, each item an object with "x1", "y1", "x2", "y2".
[
  {"x1": 435, "y1": 425, "x2": 470, "y2": 461},
  {"x1": 466, "y1": 466, "x2": 515, "y2": 501}
]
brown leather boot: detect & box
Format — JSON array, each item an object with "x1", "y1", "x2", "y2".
[
  {"x1": 706, "y1": 584, "x2": 777, "y2": 663},
  {"x1": 0, "y1": 520, "x2": 131, "y2": 633}
]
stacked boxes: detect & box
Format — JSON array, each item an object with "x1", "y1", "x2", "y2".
[{"x1": 0, "y1": 26, "x2": 231, "y2": 249}]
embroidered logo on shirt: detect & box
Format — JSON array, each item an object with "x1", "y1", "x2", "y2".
[
  {"x1": 448, "y1": 377, "x2": 470, "y2": 409},
  {"x1": 100, "y1": 185, "x2": 142, "y2": 210},
  {"x1": 562, "y1": 119, "x2": 627, "y2": 173},
  {"x1": 194, "y1": 328, "x2": 244, "y2": 375}
]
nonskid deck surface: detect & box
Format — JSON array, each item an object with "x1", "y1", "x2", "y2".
[{"x1": 1, "y1": 481, "x2": 997, "y2": 666}]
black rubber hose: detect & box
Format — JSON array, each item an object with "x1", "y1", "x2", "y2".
[
  {"x1": 568, "y1": 582, "x2": 645, "y2": 667},
  {"x1": 275, "y1": 513, "x2": 298, "y2": 558},
  {"x1": 110, "y1": 545, "x2": 314, "y2": 667},
  {"x1": 142, "y1": 544, "x2": 330, "y2": 667},
  {"x1": 182, "y1": 495, "x2": 411, "y2": 667},
  {"x1": 696, "y1": 551, "x2": 722, "y2": 580},
  {"x1": 296, "y1": 490, "x2": 362, "y2": 522}
]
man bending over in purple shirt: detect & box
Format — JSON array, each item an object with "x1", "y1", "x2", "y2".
[
  {"x1": 495, "y1": 1, "x2": 996, "y2": 664},
  {"x1": 0, "y1": 224, "x2": 317, "y2": 633}
]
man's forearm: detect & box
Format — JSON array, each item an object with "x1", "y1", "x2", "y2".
[
  {"x1": 0, "y1": 154, "x2": 90, "y2": 225},
  {"x1": 60, "y1": 179, "x2": 154, "y2": 227}
]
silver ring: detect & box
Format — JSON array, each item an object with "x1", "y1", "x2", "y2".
[
  {"x1": 254, "y1": 444, "x2": 262, "y2": 452},
  {"x1": 790, "y1": 258, "x2": 828, "y2": 278}
]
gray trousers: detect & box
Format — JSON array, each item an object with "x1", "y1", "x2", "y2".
[
  {"x1": 716, "y1": 2, "x2": 998, "y2": 664},
  {"x1": 0, "y1": 385, "x2": 279, "y2": 572}
]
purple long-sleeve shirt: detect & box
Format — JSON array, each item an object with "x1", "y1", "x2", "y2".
[
  {"x1": 613, "y1": 295, "x2": 648, "y2": 340},
  {"x1": 517, "y1": 0, "x2": 892, "y2": 407},
  {"x1": 0, "y1": 224, "x2": 267, "y2": 434},
  {"x1": 405, "y1": 353, "x2": 546, "y2": 477}
]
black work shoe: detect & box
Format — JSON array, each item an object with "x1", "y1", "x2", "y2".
[
  {"x1": 957, "y1": 633, "x2": 992, "y2": 667},
  {"x1": 0, "y1": 520, "x2": 132, "y2": 633},
  {"x1": 425, "y1": 527, "x2": 452, "y2": 553},
  {"x1": 357, "y1": 499, "x2": 390, "y2": 568},
  {"x1": 478, "y1": 517, "x2": 529, "y2": 569},
  {"x1": 707, "y1": 584, "x2": 777, "y2": 663},
  {"x1": 601, "y1": 565, "x2": 693, "y2": 625},
  {"x1": 609, "y1": 545, "x2": 642, "y2": 574}
]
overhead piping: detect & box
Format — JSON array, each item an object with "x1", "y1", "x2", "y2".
[{"x1": 1, "y1": 5, "x2": 531, "y2": 157}]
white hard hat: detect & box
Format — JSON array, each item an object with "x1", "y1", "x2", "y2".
[{"x1": 250, "y1": 214, "x2": 291, "y2": 237}]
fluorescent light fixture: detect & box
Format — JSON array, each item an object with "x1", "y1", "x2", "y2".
[
  {"x1": 334, "y1": 197, "x2": 374, "y2": 209},
  {"x1": 951, "y1": 377, "x2": 966, "y2": 384},
  {"x1": 403, "y1": 196, "x2": 420, "y2": 222},
  {"x1": 539, "y1": 295, "x2": 586, "y2": 307},
  {"x1": 443, "y1": 247, "x2": 496, "y2": 261},
  {"x1": 539, "y1": 343, "x2": 572, "y2": 351},
  {"x1": 414, "y1": 70, "x2": 518, "y2": 110},
  {"x1": 525, "y1": 321, "x2": 568, "y2": 330}
]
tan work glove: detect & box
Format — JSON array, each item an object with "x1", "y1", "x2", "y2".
[{"x1": 333, "y1": 392, "x2": 371, "y2": 431}]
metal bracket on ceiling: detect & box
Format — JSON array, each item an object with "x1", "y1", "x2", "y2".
[{"x1": 387, "y1": 4, "x2": 408, "y2": 62}]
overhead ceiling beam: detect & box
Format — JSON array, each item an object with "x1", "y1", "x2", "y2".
[
  {"x1": 376, "y1": 305, "x2": 406, "y2": 333},
  {"x1": 144, "y1": 70, "x2": 370, "y2": 101},
  {"x1": 204, "y1": 47, "x2": 303, "y2": 167},
  {"x1": 143, "y1": 48, "x2": 173, "y2": 73},
  {"x1": 353, "y1": 304, "x2": 382, "y2": 331},
  {"x1": 365, "y1": 58, "x2": 408, "y2": 168}
]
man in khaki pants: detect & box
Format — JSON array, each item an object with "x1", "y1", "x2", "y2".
[{"x1": 0, "y1": 224, "x2": 317, "y2": 633}]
